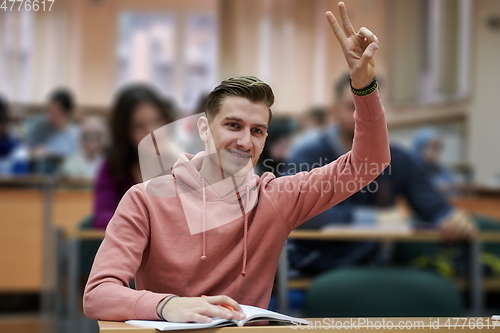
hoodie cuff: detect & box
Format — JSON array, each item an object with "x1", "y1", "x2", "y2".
[
  {"x1": 352, "y1": 89, "x2": 384, "y2": 122},
  {"x1": 134, "y1": 292, "x2": 175, "y2": 320}
]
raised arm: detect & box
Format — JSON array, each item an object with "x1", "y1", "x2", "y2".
[{"x1": 264, "y1": 2, "x2": 390, "y2": 230}]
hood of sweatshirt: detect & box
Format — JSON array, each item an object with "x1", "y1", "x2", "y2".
[{"x1": 169, "y1": 151, "x2": 259, "y2": 276}]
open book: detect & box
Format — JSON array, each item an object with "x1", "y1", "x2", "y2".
[{"x1": 126, "y1": 305, "x2": 310, "y2": 331}]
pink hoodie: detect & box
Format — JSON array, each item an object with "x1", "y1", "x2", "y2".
[{"x1": 83, "y1": 90, "x2": 390, "y2": 321}]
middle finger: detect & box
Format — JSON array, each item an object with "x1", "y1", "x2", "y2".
[{"x1": 339, "y1": 2, "x2": 356, "y2": 37}]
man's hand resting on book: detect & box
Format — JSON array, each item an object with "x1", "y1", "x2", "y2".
[{"x1": 158, "y1": 295, "x2": 246, "y2": 323}]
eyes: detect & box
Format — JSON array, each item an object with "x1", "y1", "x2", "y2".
[{"x1": 225, "y1": 122, "x2": 265, "y2": 136}]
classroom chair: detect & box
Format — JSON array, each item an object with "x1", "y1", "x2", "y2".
[{"x1": 305, "y1": 267, "x2": 463, "y2": 317}]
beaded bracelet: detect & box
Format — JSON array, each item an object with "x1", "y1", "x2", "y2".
[
  {"x1": 350, "y1": 77, "x2": 378, "y2": 96},
  {"x1": 157, "y1": 295, "x2": 179, "y2": 321}
]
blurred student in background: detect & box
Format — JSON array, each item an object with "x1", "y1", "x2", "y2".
[
  {"x1": 413, "y1": 127, "x2": 460, "y2": 197},
  {"x1": 0, "y1": 97, "x2": 20, "y2": 174},
  {"x1": 93, "y1": 85, "x2": 176, "y2": 229},
  {"x1": 256, "y1": 118, "x2": 296, "y2": 176},
  {"x1": 302, "y1": 106, "x2": 327, "y2": 131},
  {"x1": 288, "y1": 106, "x2": 328, "y2": 160},
  {"x1": 25, "y1": 89, "x2": 79, "y2": 173},
  {"x1": 285, "y1": 73, "x2": 475, "y2": 275},
  {"x1": 60, "y1": 116, "x2": 108, "y2": 180}
]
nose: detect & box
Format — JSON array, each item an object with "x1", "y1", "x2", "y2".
[{"x1": 236, "y1": 129, "x2": 252, "y2": 151}]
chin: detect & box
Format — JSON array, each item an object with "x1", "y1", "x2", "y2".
[
  {"x1": 223, "y1": 162, "x2": 254, "y2": 177},
  {"x1": 221, "y1": 158, "x2": 254, "y2": 178}
]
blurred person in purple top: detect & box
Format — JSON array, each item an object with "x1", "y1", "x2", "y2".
[{"x1": 93, "y1": 85, "x2": 176, "y2": 229}]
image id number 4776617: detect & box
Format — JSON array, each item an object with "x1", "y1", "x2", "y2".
[{"x1": 1, "y1": 0, "x2": 54, "y2": 11}]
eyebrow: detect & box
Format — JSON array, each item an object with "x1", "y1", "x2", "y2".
[{"x1": 223, "y1": 116, "x2": 268, "y2": 130}]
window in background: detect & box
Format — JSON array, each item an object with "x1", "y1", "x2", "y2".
[
  {"x1": 391, "y1": 0, "x2": 471, "y2": 105},
  {"x1": 182, "y1": 15, "x2": 217, "y2": 111},
  {"x1": 0, "y1": 10, "x2": 33, "y2": 104},
  {"x1": 117, "y1": 13, "x2": 176, "y2": 100},
  {"x1": 117, "y1": 12, "x2": 217, "y2": 113}
]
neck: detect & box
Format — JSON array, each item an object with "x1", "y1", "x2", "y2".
[{"x1": 53, "y1": 119, "x2": 68, "y2": 130}]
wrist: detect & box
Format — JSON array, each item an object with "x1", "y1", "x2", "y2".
[
  {"x1": 350, "y1": 76, "x2": 376, "y2": 90},
  {"x1": 350, "y1": 77, "x2": 378, "y2": 96},
  {"x1": 157, "y1": 295, "x2": 179, "y2": 321}
]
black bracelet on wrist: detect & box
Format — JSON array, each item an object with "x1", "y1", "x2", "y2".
[
  {"x1": 350, "y1": 77, "x2": 378, "y2": 96},
  {"x1": 158, "y1": 295, "x2": 179, "y2": 321}
]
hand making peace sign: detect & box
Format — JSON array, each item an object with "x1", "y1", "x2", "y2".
[{"x1": 326, "y1": 2, "x2": 379, "y2": 90}]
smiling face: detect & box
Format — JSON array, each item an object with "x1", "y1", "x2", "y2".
[{"x1": 199, "y1": 96, "x2": 269, "y2": 178}]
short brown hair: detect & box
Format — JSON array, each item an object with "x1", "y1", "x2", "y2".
[{"x1": 205, "y1": 76, "x2": 274, "y2": 123}]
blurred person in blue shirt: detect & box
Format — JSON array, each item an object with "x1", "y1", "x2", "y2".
[
  {"x1": 285, "y1": 73, "x2": 475, "y2": 275},
  {"x1": 288, "y1": 106, "x2": 327, "y2": 161},
  {"x1": 412, "y1": 127, "x2": 460, "y2": 197},
  {"x1": 0, "y1": 97, "x2": 21, "y2": 174},
  {"x1": 0, "y1": 98, "x2": 18, "y2": 158},
  {"x1": 25, "y1": 89, "x2": 79, "y2": 173}
]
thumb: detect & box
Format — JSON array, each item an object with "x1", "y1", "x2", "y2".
[{"x1": 359, "y1": 42, "x2": 378, "y2": 68}]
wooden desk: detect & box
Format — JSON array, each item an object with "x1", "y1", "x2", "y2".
[
  {"x1": 452, "y1": 197, "x2": 500, "y2": 221},
  {"x1": 289, "y1": 229, "x2": 500, "y2": 242},
  {"x1": 0, "y1": 188, "x2": 92, "y2": 292},
  {"x1": 99, "y1": 318, "x2": 500, "y2": 332}
]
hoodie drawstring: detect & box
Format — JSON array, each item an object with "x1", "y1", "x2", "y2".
[
  {"x1": 200, "y1": 180, "x2": 207, "y2": 261},
  {"x1": 240, "y1": 185, "x2": 250, "y2": 276},
  {"x1": 199, "y1": 177, "x2": 250, "y2": 277}
]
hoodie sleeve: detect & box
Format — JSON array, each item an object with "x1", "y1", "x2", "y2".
[
  {"x1": 83, "y1": 185, "x2": 173, "y2": 321},
  {"x1": 263, "y1": 89, "x2": 391, "y2": 231}
]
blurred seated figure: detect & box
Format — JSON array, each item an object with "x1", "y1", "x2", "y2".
[
  {"x1": 285, "y1": 73, "x2": 475, "y2": 275},
  {"x1": 288, "y1": 106, "x2": 327, "y2": 159},
  {"x1": 412, "y1": 127, "x2": 460, "y2": 197},
  {"x1": 256, "y1": 117, "x2": 296, "y2": 176},
  {"x1": 302, "y1": 106, "x2": 327, "y2": 131},
  {"x1": 0, "y1": 97, "x2": 21, "y2": 175},
  {"x1": 25, "y1": 89, "x2": 79, "y2": 173},
  {"x1": 60, "y1": 116, "x2": 107, "y2": 180},
  {"x1": 93, "y1": 85, "x2": 176, "y2": 229}
]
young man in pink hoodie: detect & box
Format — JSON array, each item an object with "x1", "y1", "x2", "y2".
[{"x1": 83, "y1": 2, "x2": 390, "y2": 323}]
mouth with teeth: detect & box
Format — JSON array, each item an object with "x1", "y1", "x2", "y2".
[{"x1": 226, "y1": 150, "x2": 251, "y2": 159}]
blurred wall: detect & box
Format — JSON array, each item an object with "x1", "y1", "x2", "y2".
[
  {"x1": 219, "y1": 0, "x2": 391, "y2": 114},
  {"x1": 76, "y1": 0, "x2": 218, "y2": 107},
  {"x1": 468, "y1": 0, "x2": 500, "y2": 183}
]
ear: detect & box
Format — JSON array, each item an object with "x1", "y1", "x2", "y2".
[{"x1": 197, "y1": 116, "x2": 210, "y2": 143}]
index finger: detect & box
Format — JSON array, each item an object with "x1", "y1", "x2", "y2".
[
  {"x1": 204, "y1": 295, "x2": 244, "y2": 314},
  {"x1": 326, "y1": 11, "x2": 346, "y2": 44}
]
